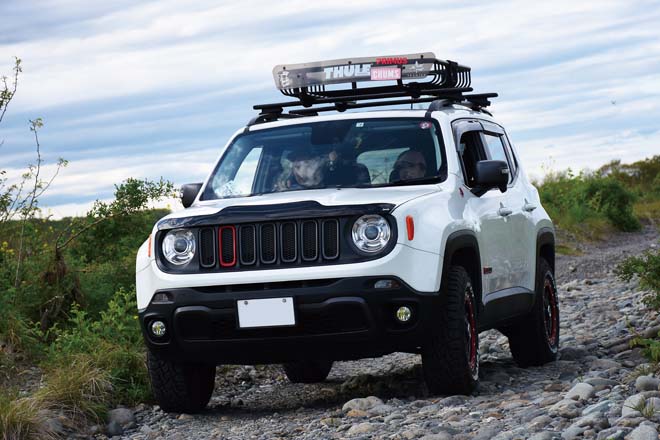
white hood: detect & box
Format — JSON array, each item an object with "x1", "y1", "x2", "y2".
[{"x1": 161, "y1": 185, "x2": 441, "y2": 222}]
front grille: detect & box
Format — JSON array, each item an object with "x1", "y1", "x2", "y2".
[
  {"x1": 239, "y1": 225, "x2": 256, "y2": 265},
  {"x1": 196, "y1": 218, "x2": 342, "y2": 270},
  {"x1": 219, "y1": 226, "x2": 236, "y2": 266},
  {"x1": 322, "y1": 219, "x2": 339, "y2": 259},
  {"x1": 280, "y1": 222, "x2": 297, "y2": 263},
  {"x1": 199, "y1": 228, "x2": 216, "y2": 268},
  {"x1": 260, "y1": 224, "x2": 277, "y2": 264},
  {"x1": 301, "y1": 220, "x2": 318, "y2": 261}
]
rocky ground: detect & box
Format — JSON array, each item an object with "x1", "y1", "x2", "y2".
[{"x1": 101, "y1": 226, "x2": 659, "y2": 440}]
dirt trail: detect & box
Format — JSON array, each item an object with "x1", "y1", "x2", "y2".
[{"x1": 116, "y1": 226, "x2": 659, "y2": 440}]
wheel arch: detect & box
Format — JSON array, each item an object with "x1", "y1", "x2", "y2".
[
  {"x1": 536, "y1": 227, "x2": 555, "y2": 275},
  {"x1": 442, "y1": 230, "x2": 483, "y2": 312}
]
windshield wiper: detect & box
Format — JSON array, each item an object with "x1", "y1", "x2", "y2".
[
  {"x1": 387, "y1": 176, "x2": 442, "y2": 186},
  {"x1": 348, "y1": 176, "x2": 442, "y2": 189}
]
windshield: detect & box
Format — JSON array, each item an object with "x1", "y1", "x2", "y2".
[{"x1": 200, "y1": 118, "x2": 446, "y2": 200}]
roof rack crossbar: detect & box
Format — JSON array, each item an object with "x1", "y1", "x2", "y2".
[
  {"x1": 289, "y1": 96, "x2": 452, "y2": 116},
  {"x1": 254, "y1": 86, "x2": 473, "y2": 111}
]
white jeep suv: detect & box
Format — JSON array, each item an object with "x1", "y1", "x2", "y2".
[{"x1": 135, "y1": 53, "x2": 559, "y2": 413}]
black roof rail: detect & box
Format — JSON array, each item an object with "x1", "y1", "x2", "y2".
[
  {"x1": 248, "y1": 53, "x2": 497, "y2": 126},
  {"x1": 425, "y1": 93, "x2": 499, "y2": 116}
]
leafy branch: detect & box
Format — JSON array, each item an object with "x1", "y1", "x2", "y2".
[
  {"x1": 55, "y1": 178, "x2": 175, "y2": 252},
  {"x1": 0, "y1": 56, "x2": 21, "y2": 126}
]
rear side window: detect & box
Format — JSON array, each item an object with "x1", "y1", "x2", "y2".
[{"x1": 502, "y1": 135, "x2": 519, "y2": 177}]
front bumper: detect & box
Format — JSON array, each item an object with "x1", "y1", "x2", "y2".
[{"x1": 140, "y1": 276, "x2": 441, "y2": 365}]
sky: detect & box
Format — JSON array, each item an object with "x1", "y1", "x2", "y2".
[{"x1": 1, "y1": 0, "x2": 659, "y2": 218}]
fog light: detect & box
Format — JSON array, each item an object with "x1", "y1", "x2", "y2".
[
  {"x1": 374, "y1": 279, "x2": 400, "y2": 289},
  {"x1": 150, "y1": 320, "x2": 167, "y2": 337},
  {"x1": 151, "y1": 293, "x2": 171, "y2": 304},
  {"x1": 396, "y1": 306, "x2": 412, "y2": 322}
]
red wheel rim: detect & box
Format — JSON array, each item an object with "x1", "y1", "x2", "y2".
[
  {"x1": 543, "y1": 275, "x2": 559, "y2": 346},
  {"x1": 465, "y1": 286, "x2": 478, "y2": 373}
]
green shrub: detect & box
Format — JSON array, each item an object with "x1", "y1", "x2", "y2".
[
  {"x1": 618, "y1": 246, "x2": 660, "y2": 362},
  {"x1": 583, "y1": 177, "x2": 640, "y2": 231},
  {"x1": 47, "y1": 289, "x2": 150, "y2": 405},
  {"x1": 617, "y1": 247, "x2": 660, "y2": 309},
  {"x1": 537, "y1": 170, "x2": 640, "y2": 235}
]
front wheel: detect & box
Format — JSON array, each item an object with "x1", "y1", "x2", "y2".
[
  {"x1": 147, "y1": 352, "x2": 216, "y2": 413},
  {"x1": 422, "y1": 265, "x2": 479, "y2": 395},
  {"x1": 505, "y1": 258, "x2": 559, "y2": 367}
]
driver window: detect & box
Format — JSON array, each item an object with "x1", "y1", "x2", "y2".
[
  {"x1": 459, "y1": 131, "x2": 485, "y2": 188},
  {"x1": 482, "y1": 133, "x2": 513, "y2": 183}
]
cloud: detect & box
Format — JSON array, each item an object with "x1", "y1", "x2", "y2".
[{"x1": 1, "y1": 0, "x2": 659, "y2": 215}]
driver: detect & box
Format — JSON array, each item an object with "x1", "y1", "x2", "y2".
[{"x1": 282, "y1": 149, "x2": 327, "y2": 190}]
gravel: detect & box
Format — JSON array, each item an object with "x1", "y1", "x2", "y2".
[{"x1": 109, "y1": 226, "x2": 659, "y2": 440}]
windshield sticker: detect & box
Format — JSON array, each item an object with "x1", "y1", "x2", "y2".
[
  {"x1": 216, "y1": 180, "x2": 240, "y2": 197},
  {"x1": 355, "y1": 122, "x2": 364, "y2": 127},
  {"x1": 419, "y1": 121, "x2": 432, "y2": 129}
]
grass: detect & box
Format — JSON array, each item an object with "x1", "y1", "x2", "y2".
[
  {"x1": 0, "y1": 391, "x2": 56, "y2": 440},
  {"x1": 36, "y1": 358, "x2": 111, "y2": 426},
  {"x1": 0, "y1": 359, "x2": 111, "y2": 439},
  {"x1": 627, "y1": 396, "x2": 658, "y2": 419},
  {"x1": 635, "y1": 199, "x2": 660, "y2": 225},
  {"x1": 626, "y1": 364, "x2": 658, "y2": 384},
  {"x1": 556, "y1": 243, "x2": 583, "y2": 256}
]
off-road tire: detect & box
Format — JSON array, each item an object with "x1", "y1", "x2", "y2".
[
  {"x1": 506, "y1": 258, "x2": 559, "y2": 367},
  {"x1": 422, "y1": 265, "x2": 479, "y2": 395},
  {"x1": 147, "y1": 352, "x2": 216, "y2": 413},
  {"x1": 282, "y1": 360, "x2": 333, "y2": 383}
]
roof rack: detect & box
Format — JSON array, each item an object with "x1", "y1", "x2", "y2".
[{"x1": 250, "y1": 53, "x2": 497, "y2": 125}]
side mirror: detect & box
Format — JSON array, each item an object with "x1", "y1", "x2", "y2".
[
  {"x1": 472, "y1": 160, "x2": 509, "y2": 197},
  {"x1": 180, "y1": 183, "x2": 203, "y2": 208}
]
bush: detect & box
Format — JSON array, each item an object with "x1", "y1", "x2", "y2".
[
  {"x1": 618, "y1": 246, "x2": 660, "y2": 362},
  {"x1": 583, "y1": 177, "x2": 640, "y2": 231},
  {"x1": 46, "y1": 289, "x2": 150, "y2": 405},
  {"x1": 537, "y1": 170, "x2": 640, "y2": 235},
  {"x1": 617, "y1": 247, "x2": 660, "y2": 309}
]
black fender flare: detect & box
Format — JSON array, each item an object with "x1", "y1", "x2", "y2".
[
  {"x1": 536, "y1": 227, "x2": 555, "y2": 273},
  {"x1": 535, "y1": 227, "x2": 556, "y2": 306},
  {"x1": 441, "y1": 230, "x2": 483, "y2": 313}
]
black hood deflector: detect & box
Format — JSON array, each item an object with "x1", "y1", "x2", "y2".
[{"x1": 157, "y1": 201, "x2": 395, "y2": 230}]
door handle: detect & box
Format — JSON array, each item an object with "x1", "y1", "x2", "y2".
[
  {"x1": 498, "y1": 205, "x2": 512, "y2": 217},
  {"x1": 523, "y1": 199, "x2": 537, "y2": 212}
]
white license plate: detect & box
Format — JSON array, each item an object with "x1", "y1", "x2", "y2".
[{"x1": 237, "y1": 297, "x2": 295, "y2": 329}]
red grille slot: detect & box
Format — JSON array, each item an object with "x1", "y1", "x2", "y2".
[{"x1": 218, "y1": 226, "x2": 237, "y2": 267}]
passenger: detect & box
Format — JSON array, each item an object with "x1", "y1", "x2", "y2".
[{"x1": 391, "y1": 150, "x2": 427, "y2": 181}]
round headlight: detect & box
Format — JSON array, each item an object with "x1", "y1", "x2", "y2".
[
  {"x1": 162, "y1": 229, "x2": 196, "y2": 265},
  {"x1": 352, "y1": 215, "x2": 391, "y2": 253}
]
